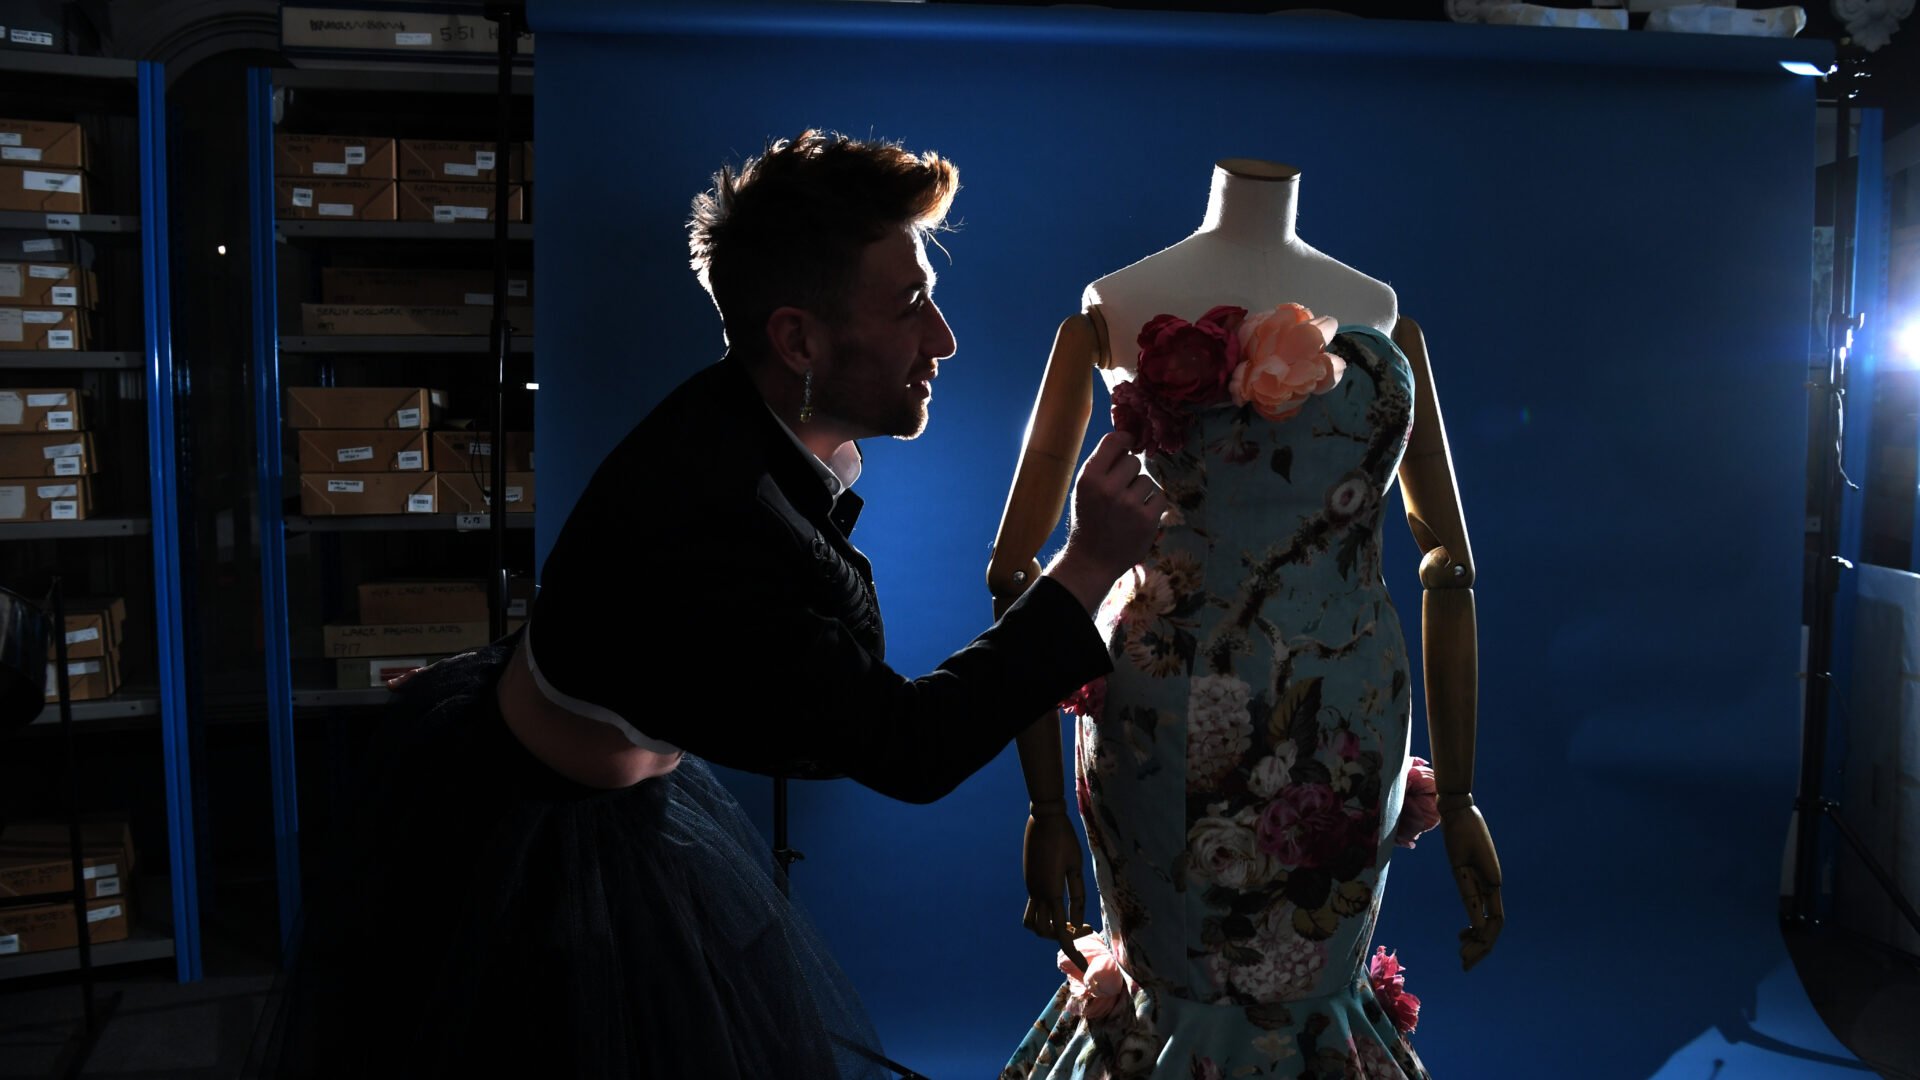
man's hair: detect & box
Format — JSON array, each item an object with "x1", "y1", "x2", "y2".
[{"x1": 688, "y1": 130, "x2": 958, "y2": 361}]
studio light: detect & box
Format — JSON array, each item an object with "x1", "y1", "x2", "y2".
[
  {"x1": 1897, "y1": 320, "x2": 1920, "y2": 363},
  {"x1": 524, "y1": 382, "x2": 539, "y2": 390}
]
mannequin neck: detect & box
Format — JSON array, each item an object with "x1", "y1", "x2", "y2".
[{"x1": 1197, "y1": 161, "x2": 1300, "y2": 248}]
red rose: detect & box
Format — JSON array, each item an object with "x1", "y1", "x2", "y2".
[
  {"x1": 1255, "y1": 782, "x2": 1348, "y2": 868},
  {"x1": 1368, "y1": 947, "x2": 1421, "y2": 1034},
  {"x1": 1111, "y1": 379, "x2": 1190, "y2": 457},
  {"x1": 1136, "y1": 306, "x2": 1245, "y2": 405},
  {"x1": 1060, "y1": 676, "x2": 1107, "y2": 721}
]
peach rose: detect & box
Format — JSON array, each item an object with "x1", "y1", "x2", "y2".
[
  {"x1": 1057, "y1": 932, "x2": 1127, "y2": 1020},
  {"x1": 1228, "y1": 304, "x2": 1345, "y2": 422}
]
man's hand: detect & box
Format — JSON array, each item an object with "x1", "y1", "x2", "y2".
[{"x1": 1046, "y1": 431, "x2": 1165, "y2": 612}]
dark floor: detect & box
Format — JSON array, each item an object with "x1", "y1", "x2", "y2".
[{"x1": 1785, "y1": 922, "x2": 1920, "y2": 1080}]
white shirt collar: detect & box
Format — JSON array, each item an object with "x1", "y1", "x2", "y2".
[{"x1": 765, "y1": 402, "x2": 862, "y2": 499}]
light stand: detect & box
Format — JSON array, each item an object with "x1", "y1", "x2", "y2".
[{"x1": 484, "y1": 1, "x2": 522, "y2": 641}]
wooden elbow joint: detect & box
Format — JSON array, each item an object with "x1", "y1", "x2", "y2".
[
  {"x1": 1418, "y1": 546, "x2": 1475, "y2": 590},
  {"x1": 986, "y1": 553, "x2": 1046, "y2": 606}
]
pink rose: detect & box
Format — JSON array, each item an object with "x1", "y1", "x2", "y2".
[
  {"x1": 1110, "y1": 379, "x2": 1190, "y2": 457},
  {"x1": 1061, "y1": 677, "x2": 1107, "y2": 721},
  {"x1": 1327, "y1": 729, "x2": 1361, "y2": 762},
  {"x1": 1189, "y1": 1056, "x2": 1223, "y2": 1080},
  {"x1": 1394, "y1": 756, "x2": 1441, "y2": 849},
  {"x1": 1229, "y1": 303, "x2": 1346, "y2": 422},
  {"x1": 1255, "y1": 782, "x2": 1347, "y2": 868},
  {"x1": 1368, "y1": 946, "x2": 1421, "y2": 1034},
  {"x1": 1057, "y1": 932, "x2": 1127, "y2": 1020},
  {"x1": 1137, "y1": 307, "x2": 1244, "y2": 405}
]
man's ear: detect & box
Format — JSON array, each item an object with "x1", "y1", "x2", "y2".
[{"x1": 765, "y1": 306, "x2": 826, "y2": 377}]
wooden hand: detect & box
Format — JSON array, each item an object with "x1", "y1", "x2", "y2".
[
  {"x1": 1439, "y1": 798, "x2": 1503, "y2": 971},
  {"x1": 1022, "y1": 806, "x2": 1091, "y2": 971}
]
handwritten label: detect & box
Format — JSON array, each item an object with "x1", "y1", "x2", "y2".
[
  {"x1": 455, "y1": 513, "x2": 488, "y2": 532},
  {"x1": 28, "y1": 265, "x2": 67, "y2": 280},
  {"x1": 312, "y1": 161, "x2": 348, "y2": 176},
  {"x1": 82, "y1": 864, "x2": 120, "y2": 881},
  {"x1": 326, "y1": 479, "x2": 363, "y2": 493},
  {"x1": 42, "y1": 443, "x2": 82, "y2": 459},
  {"x1": 395, "y1": 32, "x2": 432, "y2": 45},
  {"x1": 44, "y1": 214, "x2": 78, "y2": 231},
  {"x1": 23, "y1": 310, "x2": 62, "y2": 323},
  {"x1": 0, "y1": 391, "x2": 18, "y2": 424},
  {"x1": 23, "y1": 170, "x2": 80, "y2": 194},
  {"x1": 65, "y1": 627, "x2": 99, "y2": 646},
  {"x1": 36, "y1": 484, "x2": 76, "y2": 498},
  {"x1": 317, "y1": 203, "x2": 354, "y2": 217},
  {"x1": 336, "y1": 445, "x2": 374, "y2": 463},
  {"x1": 0, "y1": 486, "x2": 21, "y2": 519},
  {"x1": 1, "y1": 147, "x2": 42, "y2": 162},
  {"x1": 21, "y1": 238, "x2": 56, "y2": 252},
  {"x1": 27, "y1": 393, "x2": 67, "y2": 406},
  {"x1": 86, "y1": 904, "x2": 121, "y2": 924},
  {"x1": 444, "y1": 162, "x2": 479, "y2": 177}
]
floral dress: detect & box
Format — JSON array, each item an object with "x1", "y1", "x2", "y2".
[{"x1": 1003, "y1": 309, "x2": 1435, "y2": 1080}]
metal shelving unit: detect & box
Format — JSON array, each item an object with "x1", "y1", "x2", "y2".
[
  {"x1": 278, "y1": 335, "x2": 534, "y2": 354},
  {"x1": 278, "y1": 220, "x2": 533, "y2": 242},
  {"x1": 0, "y1": 55, "x2": 200, "y2": 983},
  {"x1": 285, "y1": 513, "x2": 532, "y2": 533}
]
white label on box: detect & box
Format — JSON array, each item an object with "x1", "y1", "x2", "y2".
[
  {"x1": 345, "y1": 146, "x2": 367, "y2": 165},
  {"x1": 43, "y1": 442, "x2": 81, "y2": 459},
  {"x1": 82, "y1": 863, "x2": 119, "y2": 881},
  {"x1": 444, "y1": 162, "x2": 480, "y2": 177},
  {"x1": 292, "y1": 187, "x2": 314, "y2": 208},
  {"x1": 93, "y1": 876, "x2": 121, "y2": 897},
  {"x1": 29, "y1": 265, "x2": 66, "y2": 279},
  {"x1": 506, "y1": 486, "x2": 524, "y2": 504},
  {"x1": 37, "y1": 484, "x2": 76, "y2": 498},
  {"x1": 475, "y1": 151, "x2": 497, "y2": 169},
  {"x1": 455, "y1": 513, "x2": 488, "y2": 531},
  {"x1": 0, "y1": 134, "x2": 18, "y2": 146},
  {"x1": 432, "y1": 205, "x2": 458, "y2": 223},
  {"x1": 46, "y1": 330, "x2": 72, "y2": 349},
  {"x1": 22, "y1": 238, "x2": 56, "y2": 252},
  {"x1": 396, "y1": 32, "x2": 432, "y2": 45},
  {"x1": 467, "y1": 441, "x2": 491, "y2": 455},
  {"x1": 396, "y1": 450, "x2": 423, "y2": 470},
  {"x1": 0, "y1": 308, "x2": 20, "y2": 342},
  {"x1": 326, "y1": 479, "x2": 364, "y2": 493},
  {"x1": 45, "y1": 215, "x2": 78, "y2": 231},
  {"x1": 86, "y1": 904, "x2": 121, "y2": 924},
  {"x1": 312, "y1": 161, "x2": 348, "y2": 176},
  {"x1": 430, "y1": 391, "x2": 446, "y2": 406},
  {"x1": 26, "y1": 392, "x2": 64, "y2": 407},
  {"x1": 0, "y1": 391, "x2": 19, "y2": 424},
  {"x1": 407, "y1": 493, "x2": 435, "y2": 513},
  {"x1": 24, "y1": 310, "x2": 61, "y2": 324},
  {"x1": 336, "y1": 445, "x2": 374, "y2": 463},
  {"x1": 0, "y1": 934, "x2": 17, "y2": 955},
  {"x1": 23, "y1": 170, "x2": 80, "y2": 194},
  {"x1": 45, "y1": 411, "x2": 73, "y2": 430},
  {"x1": 2, "y1": 147, "x2": 43, "y2": 162},
  {"x1": 52, "y1": 457, "x2": 79, "y2": 476},
  {"x1": 394, "y1": 408, "x2": 421, "y2": 427},
  {"x1": 50, "y1": 660, "x2": 100, "y2": 679},
  {"x1": 0, "y1": 265, "x2": 17, "y2": 296},
  {"x1": 65, "y1": 627, "x2": 99, "y2": 646},
  {"x1": 49, "y1": 286, "x2": 76, "y2": 305},
  {"x1": 0, "y1": 486, "x2": 22, "y2": 519},
  {"x1": 369, "y1": 658, "x2": 428, "y2": 687},
  {"x1": 49, "y1": 500, "x2": 75, "y2": 519},
  {"x1": 463, "y1": 292, "x2": 492, "y2": 305},
  {"x1": 11, "y1": 29, "x2": 54, "y2": 47},
  {"x1": 508, "y1": 599, "x2": 527, "y2": 618},
  {"x1": 317, "y1": 203, "x2": 354, "y2": 218},
  {"x1": 452, "y1": 206, "x2": 487, "y2": 220},
  {"x1": 508, "y1": 279, "x2": 527, "y2": 297}
]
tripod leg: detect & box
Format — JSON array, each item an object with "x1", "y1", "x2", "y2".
[{"x1": 1821, "y1": 801, "x2": 1920, "y2": 941}]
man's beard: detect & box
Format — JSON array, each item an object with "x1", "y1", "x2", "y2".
[{"x1": 815, "y1": 336, "x2": 928, "y2": 440}]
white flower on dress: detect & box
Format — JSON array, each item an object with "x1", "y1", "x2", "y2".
[
  {"x1": 1355, "y1": 1037, "x2": 1408, "y2": 1080},
  {"x1": 1247, "y1": 743, "x2": 1298, "y2": 799},
  {"x1": 1251, "y1": 1030, "x2": 1299, "y2": 1065},
  {"x1": 1187, "y1": 806, "x2": 1277, "y2": 890},
  {"x1": 1186, "y1": 676, "x2": 1254, "y2": 787},
  {"x1": 1116, "y1": 1032, "x2": 1161, "y2": 1075},
  {"x1": 1254, "y1": 906, "x2": 1330, "y2": 998},
  {"x1": 1325, "y1": 472, "x2": 1372, "y2": 521},
  {"x1": 1203, "y1": 952, "x2": 1233, "y2": 1002},
  {"x1": 1229, "y1": 949, "x2": 1289, "y2": 1001}
]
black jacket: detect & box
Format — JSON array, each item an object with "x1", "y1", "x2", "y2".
[{"x1": 530, "y1": 354, "x2": 1112, "y2": 803}]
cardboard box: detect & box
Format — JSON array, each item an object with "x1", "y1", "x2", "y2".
[
  {"x1": 0, "y1": 305, "x2": 85, "y2": 350},
  {"x1": 0, "y1": 233, "x2": 90, "y2": 264},
  {"x1": 0, "y1": 432, "x2": 95, "y2": 476},
  {"x1": 0, "y1": 388, "x2": 85, "y2": 432},
  {"x1": 46, "y1": 650, "x2": 119, "y2": 702},
  {"x1": 0, "y1": 896, "x2": 130, "y2": 956},
  {"x1": 398, "y1": 181, "x2": 524, "y2": 223},
  {"x1": 0, "y1": 263, "x2": 93, "y2": 308},
  {"x1": 320, "y1": 267, "x2": 530, "y2": 307},
  {"x1": 274, "y1": 134, "x2": 397, "y2": 179},
  {"x1": 298, "y1": 473, "x2": 437, "y2": 516},
  {"x1": 397, "y1": 139, "x2": 524, "y2": 183},
  {"x1": 0, "y1": 477, "x2": 93, "y2": 521},
  {"x1": 430, "y1": 431, "x2": 533, "y2": 473},
  {"x1": 299, "y1": 303, "x2": 531, "y2": 336},
  {"x1": 61, "y1": 598, "x2": 124, "y2": 661},
  {"x1": 296, "y1": 429, "x2": 429, "y2": 473},
  {"x1": 0, "y1": 821, "x2": 133, "y2": 901},
  {"x1": 0, "y1": 165, "x2": 86, "y2": 214},
  {"x1": 357, "y1": 578, "x2": 533, "y2": 625},
  {"x1": 0, "y1": 120, "x2": 88, "y2": 170},
  {"x1": 335, "y1": 654, "x2": 451, "y2": 689},
  {"x1": 322, "y1": 621, "x2": 491, "y2": 659},
  {"x1": 285, "y1": 387, "x2": 444, "y2": 430},
  {"x1": 435, "y1": 470, "x2": 534, "y2": 514},
  {"x1": 275, "y1": 178, "x2": 397, "y2": 222}
]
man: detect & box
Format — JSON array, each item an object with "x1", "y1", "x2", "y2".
[{"x1": 287, "y1": 130, "x2": 1163, "y2": 1079}]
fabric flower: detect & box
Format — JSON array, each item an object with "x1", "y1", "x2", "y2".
[
  {"x1": 1117, "y1": 1032, "x2": 1162, "y2": 1074},
  {"x1": 1248, "y1": 744, "x2": 1298, "y2": 799},
  {"x1": 1256, "y1": 783, "x2": 1348, "y2": 868},
  {"x1": 1187, "y1": 674, "x2": 1254, "y2": 786},
  {"x1": 1327, "y1": 729, "x2": 1361, "y2": 762},
  {"x1": 1229, "y1": 934, "x2": 1325, "y2": 1001},
  {"x1": 1159, "y1": 549, "x2": 1205, "y2": 601},
  {"x1": 1137, "y1": 306, "x2": 1245, "y2": 405},
  {"x1": 1394, "y1": 756, "x2": 1441, "y2": 849},
  {"x1": 1121, "y1": 567, "x2": 1177, "y2": 626},
  {"x1": 1368, "y1": 947, "x2": 1421, "y2": 1034},
  {"x1": 1057, "y1": 933, "x2": 1127, "y2": 1020},
  {"x1": 1110, "y1": 378, "x2": 1190, "y2": 457},
  {"x1": 1355, "y1": 1037, "x2": 1407, "y2": 1080},
  {"x1": 1188, "y1": 806, "x2": 1278, "y2": 890},
  {"x1": 1229, "y1": 303, "x2": 1346, "y2": 422},
  {"x1": 1326, "y1": 472, "x2": 1373, "y2": 521},
  {"x1": 1189, "y1": 1055, "x2": 1223, "y2": 1080},
  {"x1": 1061, "y1": 676, "x2": 1106, "y2": 721}
]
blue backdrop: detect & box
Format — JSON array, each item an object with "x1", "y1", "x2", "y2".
[{"x1": 530, "y1": 4, "x2": 1834, "y2": 1076}]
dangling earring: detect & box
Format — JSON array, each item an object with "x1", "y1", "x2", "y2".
[{"x1": 799, "y1": 370, "x2": 814, "y2": 423}]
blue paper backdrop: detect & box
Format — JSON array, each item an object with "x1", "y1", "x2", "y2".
[{"x1": 530, "y1": 4, "x2": 1833, "y2": 1076}]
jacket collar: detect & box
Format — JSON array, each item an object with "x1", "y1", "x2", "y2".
[{"x1": 718, "y1": 354, "x2": 866, "y2": 537}]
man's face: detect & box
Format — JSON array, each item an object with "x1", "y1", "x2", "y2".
[{"x1": 812, "y1": 226, "x2": 956, "y2": 441}]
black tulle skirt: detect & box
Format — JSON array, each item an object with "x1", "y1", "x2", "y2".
[{"x1": 269, "y1": 639, "x2": 891, "y2": 1078}]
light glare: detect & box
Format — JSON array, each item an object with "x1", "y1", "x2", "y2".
[
  {"x1": 216, "y1": 244, "x2": 226, "y2": 255},
  {"x1": 1780, "y1": 61, "x2": 1834, "y2": 77},
  {"x1": 524, "y1": 382, "x2": 539, "y2": 390},
  {"x1": 1897, "y1": 321, "x2": 1920, "y2": 362}
]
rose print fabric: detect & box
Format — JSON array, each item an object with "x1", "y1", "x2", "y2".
[{"x1": 1002, "y1": 325, "x2": 1433, "y2": 1080}]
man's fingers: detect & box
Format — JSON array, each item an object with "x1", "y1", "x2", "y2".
[{"x1": 1087, "y1": 430, "x2": 1136, "y2": 473}]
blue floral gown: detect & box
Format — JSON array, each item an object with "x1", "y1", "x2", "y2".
[{"x1": 1003, "y1": 326, "x2": 1433, "y2": 1080}]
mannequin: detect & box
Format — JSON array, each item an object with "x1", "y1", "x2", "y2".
[{"x1": 989, "y1": 159, "x2": 1502, "y2": 1077}]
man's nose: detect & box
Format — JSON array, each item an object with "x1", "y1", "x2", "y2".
[{"x1": 927, "y1": 300, "x2": 957, "y2": 360}]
